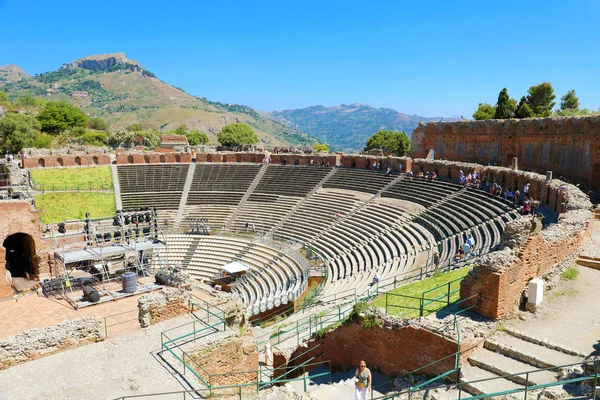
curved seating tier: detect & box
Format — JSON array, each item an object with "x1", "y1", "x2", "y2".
[
  {"x1": 116, "y1": 165, "x2": 520, "y2": 303},
  {"x1": 323, "y1": 168, "x2": 395, "y2": 194},
  {"x1": 155, "y1": 235, "x2": 307, "y2": 316},
  {"x1": 230, "y1": 194, "x2": 301, "y2": 233},
  {"x1": 190, "y1": 164, "x2": 262, "y2": 192},
  {"x1": 254, "y1": 165, "x2": 332, "y2": 197}
]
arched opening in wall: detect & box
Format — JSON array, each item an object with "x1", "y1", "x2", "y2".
[
  {"x1": 159, "y1": 155, "x2": 166, "y2": 163},
  {"x1": 74, "y1": 157, "x2": 81, "y2": 166},
  {"x1": 175, "y1": 154, "x2": 181, "y2": 163},
  {"x1": 92, "y1": 156, "x2": 99, "y2": 165},
  {"x1": 512, "y1": 177, "x2": 519, "y2": 192},
  {"x1": 350, "y1": 159, "x2": 356, "y2": 168},
  {"x1": 57, "y1": 158, "x2": 64, "y2": 167},
  {"x1": 127, "y1": 155, "x2": 134, "y2": 164},
  {"x1": 144, "y1": 155, "x2": 151, "y2": 164},
  {"x1": 427, "y1": 149, "x2": 435, "y2": 160},
  {"x1": 447, "y1": 168, "x2": 452, "y2": 180},
  {"x1": 3, "y1": 233, "x2": 37, "y2": 279},
  {"x1": 38, "y1": 158, "x2": 45, "y2": 168}
]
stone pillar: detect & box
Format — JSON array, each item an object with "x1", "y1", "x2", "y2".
[{"x1": 511, "y1": 157, "x2": 519, "y2": 170}]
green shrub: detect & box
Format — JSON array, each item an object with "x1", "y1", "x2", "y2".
[
  {"x1": 360, "y1": 315, "x2": 381, "y2": 330},
  {"x1": 81, "y1": 130, "x2": 108, "y2": 146},
  {"x1": 347, "y1": 302, "x2": 369, "y2": 323},
  {"x1": 32, "y1": 133, "x2": 54, "y2": 149},
  {"x1": 561, "y1": 267, "x2": 579, "y2": 280}
]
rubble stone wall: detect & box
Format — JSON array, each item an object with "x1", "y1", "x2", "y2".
[
  {"x1": 410, "y1": 116, "x2": 600, "y2": 190},
  {"x1": 0, "y1": 317, "x2": 104, "y2": 370},
  {"x1": 138, "y1": 287, "x2": 192, "y2": 327}
]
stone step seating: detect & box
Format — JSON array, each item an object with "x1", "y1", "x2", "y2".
[
  {"x1": 322, "y1": 168, "x2": 396, "y2": 194},
  {"x1": 276, "y1": 189, "x2": 363, "y2": 243},
  {"x1": 182, "y1": 205, "x2": 236, "y2": 231},
  {"x1": 121, "y1": 192, "x2": 182, "y2": 211},
  {"x1": 315, "y1": 203, "x2": 433, "y2": 283},
  {"x1": 183, "y1": 192, "x2": 244, "y2": 231},
  {"x1": 461, "y1": 329, "x2": 582, "y2": 397},
  {"x1": 254, "y1": 165, "x2": 333, "y2": 197},
  {"x1": 382, "y1": 177, "x2": 462, "y2": 207},
  {"x1": 190, "y1": 164, "x2": 262, "y2": 192},
  {"x1": 155, "y1": 235, "x2": 306, "y2": 315},
  {"x1": 117, "y1": 164, "x2": 190, "y2": 193},
  {"x1": 117, "y1": 164, "x2": 190, "y2": 211},
  {"x1": 229, "y1": 194, "x2": 301, "y2": 233}
]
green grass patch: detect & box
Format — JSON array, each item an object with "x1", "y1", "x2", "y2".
[
  {"x1": 31, "y1": 166, "x2": 113, "y2": 190},
  {"x1": 370, "y1": 267, "x2": 471, "y2": 318},
  {"x1": 36, "y1": 192, "x2": 116, "y2": 223},
  {"x1": 561, "y1": 267, "x2": 579, "y2": 280}
]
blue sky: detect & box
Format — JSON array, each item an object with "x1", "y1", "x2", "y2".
[{"x1": 1, "y1": 0, "x2": 599, "y2": 117}]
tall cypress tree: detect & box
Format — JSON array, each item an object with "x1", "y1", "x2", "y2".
[{"x1": 494, "y1": 88, "x2": 514, "y2": 119}]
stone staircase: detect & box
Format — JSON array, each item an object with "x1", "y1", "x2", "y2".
[
  {"x1": 460, "y1": 328, "x2": 584, "y2": 396},
  {"x1": 576, "y1": 208, "x2": 600, "y2": 269}
]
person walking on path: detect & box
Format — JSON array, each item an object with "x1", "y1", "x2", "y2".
[
  {"x1": 354, "y1": 360, "x2": 372, "y2": 400},
  {"x1": 264, "y1": 339, "x2": 273, "y2": 366}
]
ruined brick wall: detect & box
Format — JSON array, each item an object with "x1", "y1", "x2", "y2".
[
  {"x1": 22, "y1": 154, "x2": 111, "y2": 169},
  {"x1": 410, "y1": 116, "x2": 600, "y2": 190},
  {"x1": 461, "y1": 204, "x2": 594, "y2": 319},
  {"x1": 279, "y1": 322, "x2": 476, "y2": 379}
]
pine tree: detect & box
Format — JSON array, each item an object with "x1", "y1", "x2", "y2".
[{"x1": 560, "y1": 90, "x2": 579, "y2": 111}]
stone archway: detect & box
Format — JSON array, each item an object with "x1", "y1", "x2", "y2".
[
  {"x1": 38, "y1": 158, "x2": 45, "y2": 167},
  {"x1": 3, "y1": 233, "x2": 37, "y2": 279},
  {"x1": 75, "y1": 156, "x2": 81, "y2": 166},
  {"x1": 427, "y1": 149, "x2": 435, "y2": 160},
  {"x1": 92, "y1": 156, "x2": 99, "y2": 165},
  {"x1": 57, "y1": 158, "x2": 64, "y2": 167}
]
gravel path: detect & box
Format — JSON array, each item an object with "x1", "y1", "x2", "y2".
[{"x1": 0, "y1": 314, "x2": 208, "y2": 400}]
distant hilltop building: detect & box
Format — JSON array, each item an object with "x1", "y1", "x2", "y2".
[{"x1": 71, "y1": 91, "x2": 88, "y2": 98}]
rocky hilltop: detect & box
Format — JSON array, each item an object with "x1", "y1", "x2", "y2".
[{"x1": 64, "y1": 53, "x2": 141, "y2": 71}]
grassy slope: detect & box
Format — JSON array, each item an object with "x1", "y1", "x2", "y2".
[
  {"x1": 31, "y1": 166, "x2": 113, "y2": 190},
  {"x1": 36, "y1": 192, "x2": 116, "y2": 223},
  {"x1": 370, "y1": 267, "x2": 471, "y2": 318}
]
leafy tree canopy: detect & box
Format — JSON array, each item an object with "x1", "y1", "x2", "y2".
[
  {"x1": 0, "y1": 91, "x2": 8, "y2": 105},
  {"x1": 0, "y1": 113, "x2": 42, "y2": 153},
  {"x1": 88, "y1": 117, "x2": 109, "y2": 132},
  {"x1": 515, "y1": 96, "x2": 534, "y2": 118},
  {"x1": 526, "y1": 82, "x2": 555, "y2": 117},
  {"x1": 473, "y1": 103, "x2": 496, "y2": 120},
  {"x1": 560, "y1": 89, "x2": 579, "y2": 111},
  {"x1": 314, "y1": 143, "x2": 329, "y2": 152},
  {"x1": 126, "y1": 122, "x2": 143, "y2": 132},
  {"x1": 217, "y1": 123, "x2": 258, "y2": 147},
  {"x1": 170, "y1": 124, "x2": 210, "y2": 146},
  {"x1": 36, "y1": 101, "x2": 88, "y2": 135},
  {"x1": 364, "y1": 130, "x2": 410, "y2": 156}
]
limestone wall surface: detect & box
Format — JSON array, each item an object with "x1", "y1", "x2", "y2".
[
  {"x1": 0, "y1": 316, "x2": 104, "y2": 370},
  {"x1": 138, "y1": 287, "x2": 192, "y2": 327}
]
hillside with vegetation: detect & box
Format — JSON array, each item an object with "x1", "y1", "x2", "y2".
[
  {"x1": 267, "y1": 103, "x2": 451, "y2": 150},
  {"x1": 0, "y1": 53, "x2": 315, "y2": 148}
]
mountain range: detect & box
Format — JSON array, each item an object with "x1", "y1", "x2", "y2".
[
  {"x1": 266, "y1": 104, "x2": 452, "y2": 150},
  {"x1": 0, "y1": 53, "x2": 453, "y2": 150}
]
